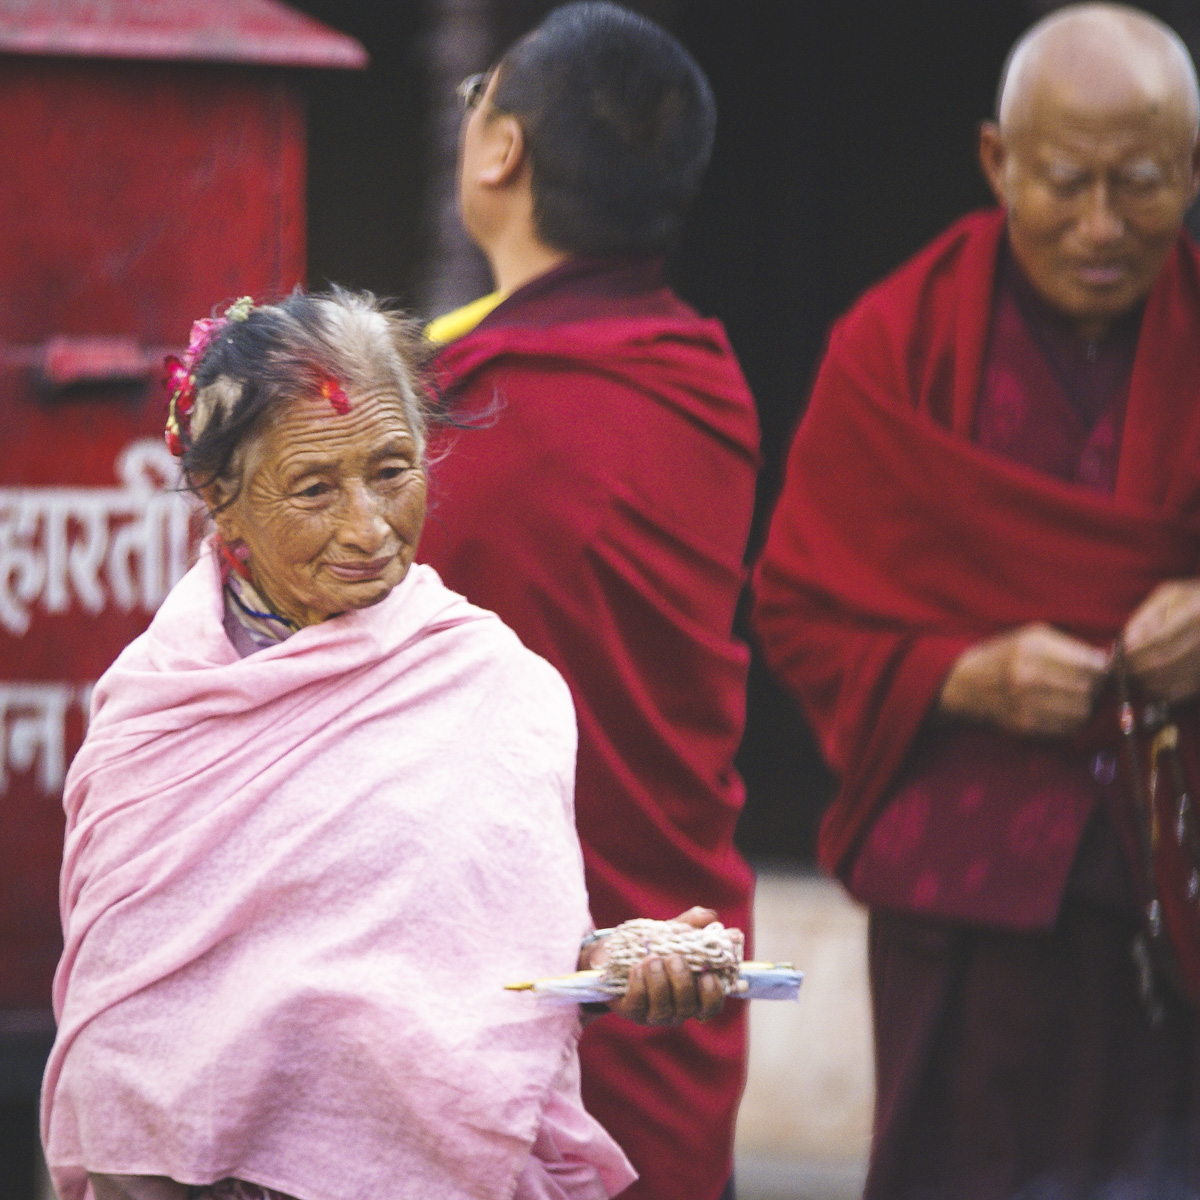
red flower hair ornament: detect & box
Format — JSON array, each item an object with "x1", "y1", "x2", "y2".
[{"x1": 164, "y1": 296, "x2": 254, "y2": 458}]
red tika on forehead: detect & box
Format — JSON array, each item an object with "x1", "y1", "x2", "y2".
[{"x1": 319, "y1": 374, "x2": 350, "y2": 415}]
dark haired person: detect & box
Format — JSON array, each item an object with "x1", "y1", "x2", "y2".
[
  {"x1": 419, "y1": 5, "x2": 758, "y2": 1199},
  {"x1": 755, "y1": 5, "x2": 1200, "y2": 1198}
]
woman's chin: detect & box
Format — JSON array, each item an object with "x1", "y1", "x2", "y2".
[
  {"x1": 331, "y1": 574, "x2": 403, "y2": 614},
  {"x1": 350, "y1": 586, "x2": 394, "y2": 611}
]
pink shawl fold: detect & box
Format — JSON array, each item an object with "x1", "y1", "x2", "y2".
[{"x1": 42, "y1": 544, "x2": 609, "y2": 1200}]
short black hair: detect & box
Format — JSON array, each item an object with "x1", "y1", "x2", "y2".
[{"x1": 490, "y1": 1, "x2": 716, "y2": 256}]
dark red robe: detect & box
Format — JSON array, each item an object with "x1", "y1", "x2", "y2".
[
  {"x1": 754, "y1": 209, "x2": 1200, "y2": 883},
  {"x1": 753, "y1": 209, "x2": 1200, "y2": 1197},
  {"x1": 420, "y1": 257, "x2": 759, "y2": 1200},
  {"x1": 845, "y1": 241, "x2": 1141, "y2": 930}
]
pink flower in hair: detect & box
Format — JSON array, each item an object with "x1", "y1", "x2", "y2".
[
  {"x1": 162, "y1": 296, "x2": 254, "y2": 457},
  {"x1": 185, "y1": 317, "x2": 226, "y2": 366}
]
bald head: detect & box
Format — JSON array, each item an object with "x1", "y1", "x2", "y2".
[
  {"x1": 978, "y1": 3, "x2": 1200, "y2": 340},
  {"x1": 998, "y1": 4, "x2": 1199, "y2": 136}
]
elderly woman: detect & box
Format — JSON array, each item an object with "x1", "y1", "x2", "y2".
[{"x1": 40, "y1": 291, "x2": 723, "y2": 1200}]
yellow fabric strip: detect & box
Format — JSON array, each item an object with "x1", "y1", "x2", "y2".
[{"x1": 425, "y1": 290, "x2": 507, "y2": 344}]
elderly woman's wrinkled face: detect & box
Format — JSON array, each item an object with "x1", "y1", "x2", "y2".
[{"x1": 214, "y1": 387, "x2": 427, "y2": 627}]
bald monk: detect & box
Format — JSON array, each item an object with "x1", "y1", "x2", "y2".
[
  {"x1": 419, "y1": 6, "x2": 758, "y2": 1199},
  {"x1": 755, "y1": 5, "x2": 1200, "y2": 1197}
]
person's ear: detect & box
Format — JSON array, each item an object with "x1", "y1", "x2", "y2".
[
  {"x1": 978, "y1": 121, "x2": 1009, "y2": 208},
  {"x1": 202, "y1": 482, "x2": 241, "y2": 543},
  {"x1": 477, "y1": 114, "x2": 527, "y2": 188},
  {"x1": 1187, "y1": 136, "x2": 1200, "y2": 208}
]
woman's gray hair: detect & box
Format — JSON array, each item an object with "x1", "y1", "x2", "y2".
[{"x1": 181, "y1": 287, "x2": 432, "y2": 503}]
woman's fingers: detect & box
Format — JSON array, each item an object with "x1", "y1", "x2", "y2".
[
  {"x1": 614, "y1": 960, "x2": 650, "y2": 1023},
  {"x1": 696, "y1": 972, "x2": 726, "y2": 1021},
  {"x1": 672, "y1": 906, "x2": 718, "y2": 929},
  {"x1": 611, "y1": 954, "x2": 728, "y2": 1025},
  {"x1": 662, "y1": 954, "x2": 700, "y2": 1021},
  {"x1": 641, "y1": 957, "x2": 676, "y2": 1025}
]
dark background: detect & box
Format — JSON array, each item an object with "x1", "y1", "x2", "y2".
[{"x1": 284, "y1": 0, "x2": 1200, "y2": 867}]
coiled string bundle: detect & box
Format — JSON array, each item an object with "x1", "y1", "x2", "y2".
[{"x1": 600, "y1": 919, "x2": 744, "y2": 994}]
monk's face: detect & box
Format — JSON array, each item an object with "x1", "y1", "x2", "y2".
[
  {"x1": 980, "y1": 87, "x2": 1200, "y2": 337},
  {"x1": 214, "y1": 388, "x2": 427, "y2": 628}
]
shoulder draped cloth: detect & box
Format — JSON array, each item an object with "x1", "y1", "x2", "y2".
[
  {"x1": 42, "y1": 545, "x2": 600, "y2": 1200},
  {"x1": 753, "y1": 209, "x2": 1200, "y2": 874}
]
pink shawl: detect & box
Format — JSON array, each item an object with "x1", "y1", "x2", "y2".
[{"x1": 42, "y1": 545, "x2": 609, "y2": 1200}]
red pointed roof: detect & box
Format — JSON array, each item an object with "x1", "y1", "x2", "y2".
[{"x1": 0, "y1": 0, "x2": 367, "y2": 68}]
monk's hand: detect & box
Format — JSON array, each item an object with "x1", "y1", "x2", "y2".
[
  {"x1": 1123, "y1": 580, "x2": 1200, "y2": 703},
  {"x1": 587, "y1": 907, "x2": 727, "y2": 1026},
  {"x1": 938, "y1": 623, "x2": 1110, "y2": 737}
]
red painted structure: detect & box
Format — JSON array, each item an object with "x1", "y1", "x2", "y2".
[{"x1": 0, "y1": 2, "x2": 364, "y2": 1044}]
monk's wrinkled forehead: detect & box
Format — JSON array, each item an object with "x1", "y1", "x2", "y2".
[{"x1": 997, "y1": 3, "x2": 1199, "y2": 138}]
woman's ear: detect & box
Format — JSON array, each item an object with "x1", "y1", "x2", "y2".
[{"x1": 201, "y1": 482, "x2": 240, "y2": 541}]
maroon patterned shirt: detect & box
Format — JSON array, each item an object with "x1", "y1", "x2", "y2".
[{"x1": 848, "y1": 244, "x2": 1143, "y2": 928}]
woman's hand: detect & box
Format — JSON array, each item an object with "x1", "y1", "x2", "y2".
[
  {"x1": 581, "y1": 906, "x2": 728, "y2": 1025},
  {"x1": 1123, "y1": 580, "x2": 1200, "y2": 703}
]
